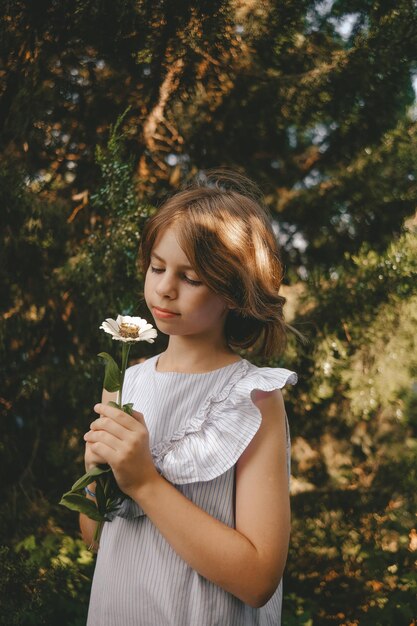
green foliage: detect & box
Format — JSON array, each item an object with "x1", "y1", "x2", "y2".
[
  {"x1": 285, "y1": 460, "x2": 417, "y2": 625},
  {"x1": 0, "y1": 115, "x2": 155, "y2": 549},
  {"x1": 1, "y1": 1, "x2": 417, "y2": 623},
  {"x1": 345, "y1": 294, "x2": 417, "y2": 421},
  {"x1": 2, "y1": 0, "x2": 417, "y2": 271},
  {"x1": 60, "y1": 465, "x2": 113, "y2": 522},
  {"x1": 92, "y1": 108, "x2": 137, "y2": 215},
  {"x1": 308, "y1": 226, "x2": 417, "y2": 331},
  {"x1": 0, "y1": 535, "x2": 94, "y2": 626},
  {"x1": 282, "y1": 221, "x2": 417, "y2": 622},
  {"x1": 0, "y1": 160, "x2": 87, "y2": 542},
  {"x1": 57, "y1": 109, "x2": 152, "y2": 318},
  {"x1": 290, "y1": 226, "x2": 417, "y2": 437}
]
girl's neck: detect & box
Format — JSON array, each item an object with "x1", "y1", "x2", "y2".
[{"x1": 157, "y1": 336, "x2": 240, "y2": 374}]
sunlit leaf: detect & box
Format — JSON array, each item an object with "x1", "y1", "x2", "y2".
[
  {"x1": 69, "y1": 465, "x2": 111, "y2": 492},
  {"x1": 98, "y1": 351, "x2": 121, "y2": 392},
  {"x1": 59, "y1": 493, "x2": 104, "y2": 521}
]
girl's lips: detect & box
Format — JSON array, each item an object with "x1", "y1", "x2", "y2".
[{"x1": 153, "y1": 306, "x2": 179, "y2": 319}]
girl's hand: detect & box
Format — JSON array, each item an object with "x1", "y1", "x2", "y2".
[
  {"x1": 83, "y1": 403, "x2": 158, "y2": 498},
  {"x1": 84, "y1": 439, "x2": 107, "y2": 473}
]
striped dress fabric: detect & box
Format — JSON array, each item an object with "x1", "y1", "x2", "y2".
[{"x1": 87, "y1": 355, "x2": 297, "y2": 626}]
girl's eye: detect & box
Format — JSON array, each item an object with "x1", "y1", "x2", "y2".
[
  {"x1": 183, "y1": 275, "x2": 202, "y2": 287},
  {"x1": 150, "y1": 265, "x2": 201, "y2": 286}
]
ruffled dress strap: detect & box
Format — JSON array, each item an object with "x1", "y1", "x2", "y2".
[
  {"x1": 117, "y1": 360, "x2": 297, "y2": 519},
  {"x1": 152, "y1": 361, "x2": 297, "y2": 483}
]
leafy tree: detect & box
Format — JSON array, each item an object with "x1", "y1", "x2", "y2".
[
  {"x1": 1, "y1": 0, "x2": 416, "y2": 271},
  {"x1": 282, "y1": 222, "x2": 417, "y2": 624},
  {"x1": 1, "y1": 0, "x2": 417, "y2": 622}
]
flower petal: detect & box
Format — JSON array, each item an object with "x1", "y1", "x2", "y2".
[
  {"x1": 136, "y1": 317, "x2": 150, "y2": 328},
  {"x1": 100, "y1": 321, "x2": 120, "y2": 337},
  {"x1": 104, "y1": 318, "x2": 120, "y2": 333},
  {"x1": 123, "y1": 316, "x2": 147, "y2": 328},
  {"x1": 119, "y1": 315, "x2": 132, "y2": 324},
  {"x1": 138, "y1": 328, "x2": 158, "y2": 342},
  {"x1": 138, "y1": 323, "x2": 153, "y2": 333}
]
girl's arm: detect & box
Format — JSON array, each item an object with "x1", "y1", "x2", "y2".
[
  {"x1": 79, "y1": 485, "x2": 99, "y2": 548},
  {"x1": 85, "y1": 390, "x2": 290, "y2": 607},
  {"x1": 79, "y1": 388, "x2": 118, "y2": 548}
]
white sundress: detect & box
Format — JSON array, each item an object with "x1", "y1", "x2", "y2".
[{"x1": 87, "y1": 355, "x2": 297, "y2": 626}]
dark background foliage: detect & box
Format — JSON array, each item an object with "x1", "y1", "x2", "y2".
[{"x1": 1, "y1": 1, "x2": 416, "y2": 624}]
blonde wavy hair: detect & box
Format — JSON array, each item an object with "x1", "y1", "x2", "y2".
[{"x1": 139, "y1": 169, "x2": 288, "y2": 357}]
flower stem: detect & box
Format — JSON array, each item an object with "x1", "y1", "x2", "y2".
[{"x1": 118, "y1": 342, "x2": 131, "y2": 407}]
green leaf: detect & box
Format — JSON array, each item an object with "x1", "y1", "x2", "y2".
[
  {"x1": 95, "y1": 478, "x2": 107, "y2": 517},
  {"x1": 122, "y1": 402, "x2": 134, "y2": 416},
  {"x1": 59, "y1": 493, "x2": 105, "y2": 521},
  {"x1": 70, "y1": 465, "x2": 111, "y2": 492},
  {"x1": 106, "y1": 497, "x2": 124, "y2": 516},
  {"x1": 107, "y1": 401, "x2": 134, "y2": 416},
  {"x1": 98, "y1": 351, "x2": 121, "y2": 392},
  {"x1": 89, "y1": 464, "x2": 112, "y2": 477}
]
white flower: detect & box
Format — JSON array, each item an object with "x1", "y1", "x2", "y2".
[{"x1": 100, "y1": 315, "x2": 157, "y2": 343}]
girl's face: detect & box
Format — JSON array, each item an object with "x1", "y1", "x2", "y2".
[{"x1": 144, "y1": 226, "x2": 228, "y2": 342}]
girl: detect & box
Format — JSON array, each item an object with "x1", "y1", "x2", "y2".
[{"x1": 81, "y1": 170, "x2": 297, "y2": 625}]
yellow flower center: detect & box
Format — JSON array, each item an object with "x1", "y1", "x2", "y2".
[{"x1": 119, "y1": 322, "x2": 140, "y2": 338}]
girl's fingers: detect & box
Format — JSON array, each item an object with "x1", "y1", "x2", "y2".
[
  {"x1": 84, "y1": 429, "x2": 119, "y2": 451},
  {"x1": 84, "y1": 442, "x2": 108, "y2": 472},
  {"x1": 85, "y1": 441, "x2": 106, "y2": 460},
  {"x1": 89, "y1": 416, "x2": 130, "y2": 440},
  {"x1": 131, "y1": 409, "x2": 146, "y2": 426},
  {"x1": 87, "y1": 441, "x2": 117, "y2": 466},
  {"x1": 93, "y1": 403, "x2": 130, "y2": 423},
  {"x1": 93, "y1": 403, "x2": 145, "y2": 430}
]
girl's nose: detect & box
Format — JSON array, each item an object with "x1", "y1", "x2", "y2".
[{"x1": 155, "y1": 272, "x2": 177, "y2": 298}]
